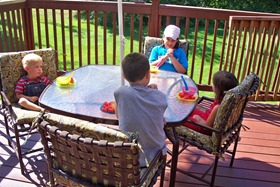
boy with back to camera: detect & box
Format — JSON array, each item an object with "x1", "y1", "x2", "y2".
[
  {"x1": 114, "y1": 52, "x2": 168, "y2": 167},
  {"x1": 15, "y1": 53, "x2": 51, "y2": 112}
]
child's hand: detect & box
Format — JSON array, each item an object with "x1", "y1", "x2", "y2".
[
  {"x1": 193, "y1": 115, "x2": 206, "y2": 124},
  {"x1": 147, "y1": 83, "x2": 158, "y2": 89},
  {"x1": 29, "y1": 96, "x2": 39, "y2": 103},
  {"x1": 167, "y1": 49, "x2": 174, "y2": 57}
]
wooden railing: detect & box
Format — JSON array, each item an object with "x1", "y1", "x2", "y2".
[{"x1": 0, "y1": 0, "x2": 279, "y2": 101}]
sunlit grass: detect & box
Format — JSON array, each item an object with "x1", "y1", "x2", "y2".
[
  {"x1": 32, "y1": 10, "x2": 227, "y2": 99},
  {"x1": 33, "y1": 10, "x2": 221, "y2": 77},
  {"x1": 32, "y1": 10, "x2": 279, "y2": 103}
]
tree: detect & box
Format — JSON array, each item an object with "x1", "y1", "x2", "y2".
[{"x1": 146, "y1": 0, "x2": 280, "y2": 14}]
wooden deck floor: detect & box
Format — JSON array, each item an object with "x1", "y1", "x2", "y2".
[{"x1": 0, "y1": 102, "x2": 279, "y2": 186}]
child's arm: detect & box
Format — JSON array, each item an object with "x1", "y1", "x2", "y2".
[
  {"x1": 163, "y1": 118, "x2": 166, "y2": 126},
  {"x1": 150, "y1": 55, "x2": 169, "y2": 67},
  {"x1": 167, "y1": 49, "x2": 187, "y2": 74},
  {"x1": 147, "y1": 83, "x2": 158, "y2": 89},
  {"x1": 114, "y1": 101, "x2": 118, "y2": 118},
  {"x1": 44, "y1": 76, "x2": 52, "y2": 86},
  {"x1": 193, "y1": 105, "x2": 219, "y2": 127},
  {"x1": 16, "y1": 92, "x2": 39, "y2": 103}
]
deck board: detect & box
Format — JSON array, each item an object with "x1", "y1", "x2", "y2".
[{"x1": 0, "y1": 102, "x2": 280, "y2": 186}]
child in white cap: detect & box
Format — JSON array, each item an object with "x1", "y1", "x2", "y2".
[{"x1": 149, "y1": 25, "x2": 188, "y2": 74}]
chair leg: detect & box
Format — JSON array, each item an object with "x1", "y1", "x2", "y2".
[
  {"x1": 230, "y1": 136, "x2": 239, "y2": 167},
  {"x1": 47, "y1": 169, "x2": 56, "y2": 187},
  {"x1": 2, "y1": 108, "x2": 28, "y2": 174},
  {"x1": 4, "y1": 118, "x2": 12, "y2": 147},
  {"x1": 2, "y1": 109, "x2": 12, "y2": 146},
  {"x1": 210, "y1": 155, "x2": 219, "y2": 187},
  {"x1": 14, "y1": 124, "x2": 25, "y2": 175},
  {"x1": 230, "y1": 132, "x2": 240, "y2": 167},
  {"x1": 159, "y1": 157, "x2": 166, "y2": 187},
  {"x1": 169, "y1": 142, "x2": 179, "y2": 187}
]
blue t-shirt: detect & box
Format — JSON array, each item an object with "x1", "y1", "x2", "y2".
[
  {"x1": 114, "y1": 84, "x2": 167, "y2": 167},
  {"x1": 149, "y1": 45, "x2": 188, "y2": 72}
]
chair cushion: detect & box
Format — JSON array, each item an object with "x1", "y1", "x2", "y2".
[
  {"x1": 0, "y1": 48, "x2": 57, "y2": 103},
  {"x1": 12, "y1": 106, "x2": 41, "y2": 124},
  {"x1": 43, "y1": 113, "x2": 139, "y2": 143},
  {"x1": 143, "y1": 36, "x2": 189, "y2": 59},
  {"x1": 228, "y1": 73, "x2": 254, "y2": 95},
  {"x1": 174, "y1": 125, "x2": 212, "y2": 146},
  {"x1": 240, "y1": 73, "x2": 256, "y2": 91}
]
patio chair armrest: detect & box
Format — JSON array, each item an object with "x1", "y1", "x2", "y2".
[
  {"x1": 1, "y1": 91, "x2": 18, "y2": 120},
  {"x1": 186, "y1": 119, "x2": 219, "y2": 133},
  {"x1": 140, "y1": 150, "x2": 166, "y2": 182},
  {"x1": 1, "y1": 91, "x2": 11, "y2": 106},
  {"x1": 198, "y1": 96, "x2": 214, "y2": 104}
]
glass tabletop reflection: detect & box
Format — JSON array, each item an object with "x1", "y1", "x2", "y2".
[{"x1": 39, "y1": 65, "x2": 198, "y2": 125}]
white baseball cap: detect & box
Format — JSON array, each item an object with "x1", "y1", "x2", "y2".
[{"x1": 164, "y1": 25, "x2": 180, "y2": 40}]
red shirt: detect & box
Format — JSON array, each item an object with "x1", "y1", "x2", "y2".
[
  {"x1": 183, "y1": 100, "x2": 220, "y2": 135},
  {"x1": 15, "y1": 76, "x2": 51, "y2": 94}
]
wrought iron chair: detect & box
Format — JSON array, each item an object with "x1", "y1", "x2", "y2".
[
  {"x1": 35, "y1": 112, "x2": 166, "y2": 187},
  {"x1": 164, "y1": 73, "x2": 259, "y2": 187},
  {"x1": 0, "y1": 48, "x2": 59, "y2": 175}
]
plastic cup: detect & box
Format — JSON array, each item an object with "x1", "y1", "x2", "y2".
[{"x1": 182, "y1": 86, "x2": 196, "y2": 97}]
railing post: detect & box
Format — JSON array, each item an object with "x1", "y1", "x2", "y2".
[
  {"x1": 148, "y1": 0, "x2": 160, "y2": 37},
  {"x1": 22, "y1": 2, "x2": 34, "y2": 50}
]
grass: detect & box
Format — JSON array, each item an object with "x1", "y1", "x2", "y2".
[
  {"x1": 31, "y1": 9, "x2": 279, "y2": 103},
  {"x1": 34, "y1": 10, "x2": 223, "y2": 82},
  {"x1": 33, "y1": 10, "x2": 142, "y2": 70}
]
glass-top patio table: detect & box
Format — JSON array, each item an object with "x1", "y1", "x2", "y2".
[{"x1": 39, "y1": 65, "x2": 198, "y2": 125}]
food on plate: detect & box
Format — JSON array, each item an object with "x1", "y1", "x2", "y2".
[
  {"x1": 178, "y1": 91, "x2": 196, "y2": 100},
  {"x1": 56, "y1": 71, "x2": 75, "y2": 85},
  {"x1": 56, "y1": 73, "x2": 75, "y2": 86},
  {"x1": 150, "y1": 66, "x2": 159, "y2": 73},
  {"x1": 101, "y1": 101, "x2": 116, "y2": 114},
  {"x1": 177, "y1": 86, "x2": 197, "y2": 101},
  {"x1": 70, "y1": 77, "x2": 74, "y2": 83}
]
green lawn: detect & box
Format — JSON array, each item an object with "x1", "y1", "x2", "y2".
[
  {"x1": 34, "y1": 10, "x2": 222, "y2": 78},
  {"x1": 32, "y1": 10, "x2": 279, "y2": 103},
  {"x1": 31, "y1": 10, "x2": 230, "y2": 99}
]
